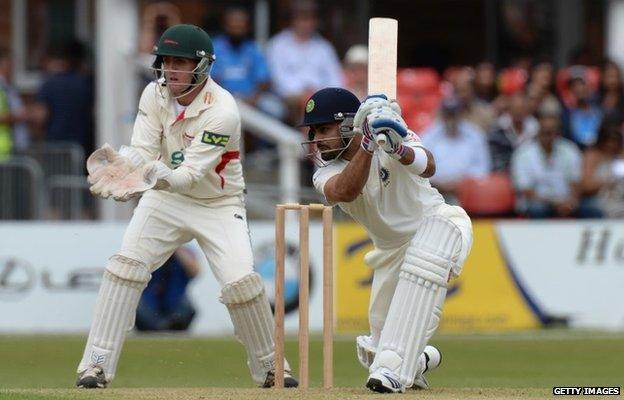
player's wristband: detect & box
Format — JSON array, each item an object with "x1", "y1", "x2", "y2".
[{"x1": 406, "y1": 146, "x2": 428, "y2": 175}]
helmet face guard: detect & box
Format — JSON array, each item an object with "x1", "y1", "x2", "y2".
[
  {"x1": 150, "y1": 24, "x2": 216, "y2": 99},
  {"x1": 150, "y1": 54, "x2": 214, "y2": 99},
  {"x1": 300, "y1": 113, "x2": 356, "y2": 167}
]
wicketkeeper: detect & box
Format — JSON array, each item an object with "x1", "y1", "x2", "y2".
[{"x1": 76, "y1": 24, "x2": 297, "y2": 389}]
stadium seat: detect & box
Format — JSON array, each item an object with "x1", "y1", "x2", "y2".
[
  {"x1": 397, "y1": 68, "x2": 440, "y2": 96},
  {"x1": 498, "y1": 67, "x2": 528, "y2": 95},
  {"x1": 457, "y1": 173, "x2": 516, "y2": 217},
  {"x1": 397, "y1": 69, "x2": 442, "y2": 134}
]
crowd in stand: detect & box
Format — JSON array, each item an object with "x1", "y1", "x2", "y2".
[
  {"x1": 204, "y1": 2, "x2": 624, "y2": 219},
  {"x1": 416, "y1": 63, "x2": 624, "y2": 219},
  {"x1": 1, "y1": 0, "x2": 624, "y2": 219}
]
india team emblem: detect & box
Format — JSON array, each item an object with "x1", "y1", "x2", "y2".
[{"x1": 379, "y1": 167, "x2": 390, "y2": 187}]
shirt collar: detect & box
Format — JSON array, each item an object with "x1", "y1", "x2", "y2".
[{"x1": 158, "y1": 78, "x2": 215, "y2": 121}]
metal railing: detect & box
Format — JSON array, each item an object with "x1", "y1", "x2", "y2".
[
  {"x1": 19, "y1": 141, "x2": 85, "y2": 178},
  {"x1": 0, "y1": 156, "x2": 45, "y2": 220},
  {"x1": 48, "y1": 175, "x2": 93, "y2": 220},
  {"x1": 236, "y1": 99, "x2": 304, "y2": 206},
  {"x1": 1, "y1": 142, "x2": 92, "y2": 220},
  {"x1": 0, "y1": 105, "x2": 308, "y2": 220}
]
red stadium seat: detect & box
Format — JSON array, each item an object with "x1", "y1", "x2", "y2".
[
  {"x1": 399, "y1": 93, "x2": 441, "y2": 134},
  {"x1": 397, "y1": 68, "x2": 441, "y2": 97},
  {"x1": 457, "y1": 173, "x2": 516, "y2": 217},
  {"x1": 498, "y1": 67, "x2": 528, "y2": 95}
]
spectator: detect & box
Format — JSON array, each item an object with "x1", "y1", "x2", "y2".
[
  {"x1": 580, "y1": 121, "x2": 624, "y2": 217},
  {"x1": 266, "y1": 0, "x2": 344, "y2": 124},
  {"x1": 563, "y1": 67, "x2": 602, "y2": 148},
  {"x1": 423, "y1": 97, "x2": 491, "y2": 204},
  {"x1": 511, "y1": 111, "x2": 601, "y2": 218},
  {"x1": 135, "y1": 247, "x2": 201, "y2": 331},
  {"x1": 474, "y1": 61, "x2": 498, "y2": 103},
  {"x1": 489, "y1": 93, "x2": 538, "y2": 171},
  {"x1": 211, "y1": 7, "x2": 285, "y2": 120},
  {"x1": 343, "y1": 44, "x2": 368, "y2": 100},
  {"x1": 595, "y1": 61, "x2": 624, "y2": 121},
  {"x1": 32, "y1": 41, "x2": 94, "y2": 155},
  {"x1": 525, "y1": 59, "x2": 562, "y2": 117},
  {"x1": 0, "y1": 48, "x2": 30, "y2": 157},
  {"x1": 453, "y1": 69, "x2": 496, "y2": 132},
  {"x1": 530, "y1": 59, "x2": 556, "y2": 94}
]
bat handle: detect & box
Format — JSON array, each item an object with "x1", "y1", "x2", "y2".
[{"x1": 376, "y1": 133, "x2": 388, "y2": 145}]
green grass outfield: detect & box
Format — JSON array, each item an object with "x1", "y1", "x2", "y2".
[{"x1": 1, "y1": 330, "x2": 622, "y2": 399}]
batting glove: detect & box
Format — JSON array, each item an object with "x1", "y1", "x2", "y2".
[
  {"x1": 368, "y1": 107, "x2": 410, "y2": 160},
  {"x1": 360, "y1": 117, "x2": 378, "y2": 154},
  {"x1": 353, "y1": 94, "x2": 402, "y2": 132}
]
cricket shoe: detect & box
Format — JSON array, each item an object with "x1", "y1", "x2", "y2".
[
  {"x1": 411, "y1": 345, "x2": 442, "y2": 390},
  {"x1": 261, "y1": 369, "x2": 299, "y2": 388},
  {"x1": 366, "y1": 367, "x2": 405, "y2": 393},
  {"x1": 76, "y1": 365, "x2": 107, "y2": 389}
]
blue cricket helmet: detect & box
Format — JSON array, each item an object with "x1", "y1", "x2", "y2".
[{"x1": 299, "y1": 87, "x2": 361, "y2": 127}]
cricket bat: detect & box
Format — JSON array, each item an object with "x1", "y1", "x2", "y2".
[{"x1": 367, "y1": 17, "x2": 398, "y2": 145}]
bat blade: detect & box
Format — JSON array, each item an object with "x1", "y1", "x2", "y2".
[{"x1": 367, "y1": 17, "x2": 398, "y2": 145}]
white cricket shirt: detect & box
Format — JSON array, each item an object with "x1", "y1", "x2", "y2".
[
  {"x1": 130, "y1": 78, "x2": 245, "y2": 200},
  {"x1": 313, "y1": 140, "x2": 446, "y2": 249}
]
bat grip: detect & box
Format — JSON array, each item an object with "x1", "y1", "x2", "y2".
[{"x1": 376, "y1": 133, "x2": 388, "y2": 145}]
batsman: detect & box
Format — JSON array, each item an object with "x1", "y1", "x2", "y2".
[
  {"x1": 300, "y1": 87, "x2": 473, "y2": 393},
  {"x1": 76, "y1": 24, "x2": 296, "y2": 388}
]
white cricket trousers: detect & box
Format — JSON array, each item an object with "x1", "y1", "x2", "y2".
[
  {"x1": 364, "y1": 204, "x2": 473, "y2": 341},
  {"x1": 78, "y1": 190, "x2": 255, "y2": 380},
  {"x1": 120, "y1": 189, "x2": 254, "y2": 284}
]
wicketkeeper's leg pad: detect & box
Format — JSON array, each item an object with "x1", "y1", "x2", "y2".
[
  {"x1": 77, "y1": 255, "x2": 151, "y2": 381},
  {"x1": 220, "y1": 272, "x2": 289, "y2": 385},
  {"x1": 370, "y1": 215, "x2": 462, "y2": 387}
]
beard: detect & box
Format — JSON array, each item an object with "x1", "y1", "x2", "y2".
[{"x1": 320, "y1": 148, "x2": 343, "y2": 161}]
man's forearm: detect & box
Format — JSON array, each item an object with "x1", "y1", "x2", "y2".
[
  {"x1": 398, "y1": 145, "x2": 435, "y2": 177},
  {"x1": 334, "y1": 148, "x2": 372, "y2": 198}
]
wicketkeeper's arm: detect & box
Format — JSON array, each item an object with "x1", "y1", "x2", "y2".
[
  {"x1": 147, "y1": 109, "x2": 241, "y2": 192},
  {"x1": 127, "y1": 84, "x2": 166, "y2": 166}
]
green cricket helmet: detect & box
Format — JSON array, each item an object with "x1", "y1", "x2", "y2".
[{"x1": 151, "y1": 24, "x2": 216, "y2": 97}]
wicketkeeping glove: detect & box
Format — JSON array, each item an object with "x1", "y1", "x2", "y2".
[
  {"x1": 87, "y1": 144, "x2": 138, "y2": 198},
  {"x1": 107, "y1": 160, "x2": 172, "y2": 202}
]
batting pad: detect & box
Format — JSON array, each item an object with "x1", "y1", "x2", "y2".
[
  {"x1": 77, "y1": 255, "x2": 151, "y2": 381},
  {"x1": 371, "y1": 215, "x2": 461, "y2": 387},
  {"x1": 220, "y1": 272, "x2": 287, "y2": 385}
]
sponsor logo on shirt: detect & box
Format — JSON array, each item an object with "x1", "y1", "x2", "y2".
[
  {"x1": 201, "y1": 131, "x2": 230, "y2": 147},
  {"x1": 171, "y1": 150, "x2": 184, "y2": 167}
]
